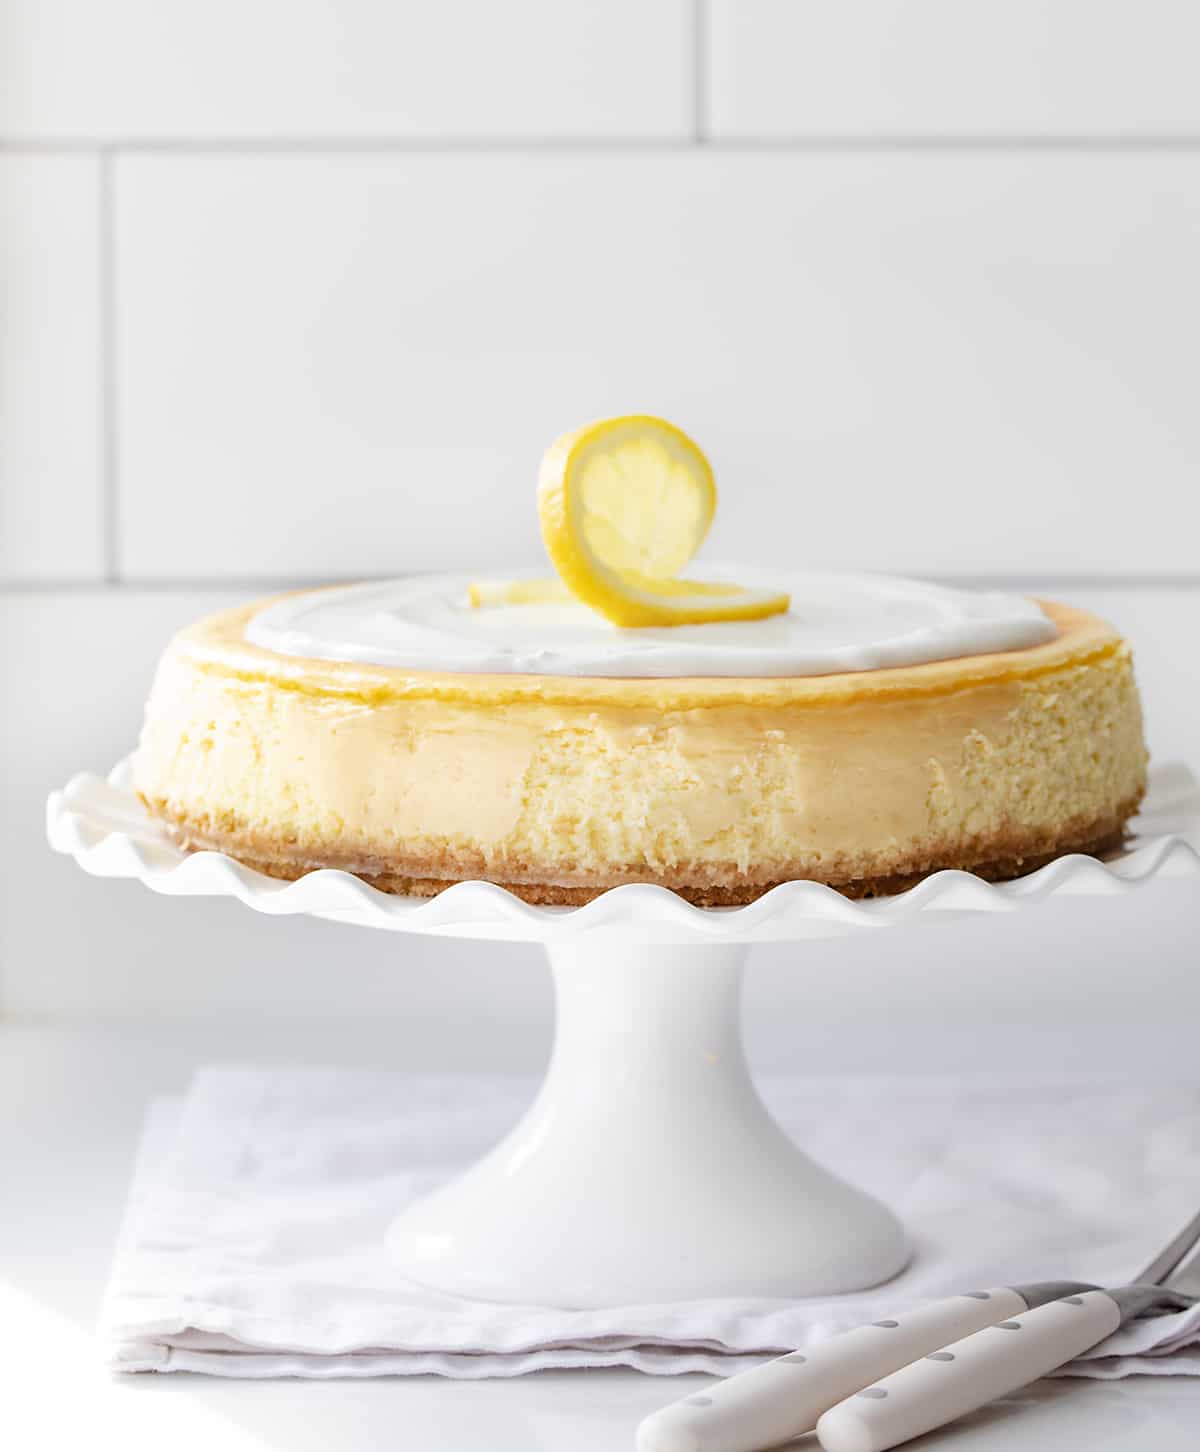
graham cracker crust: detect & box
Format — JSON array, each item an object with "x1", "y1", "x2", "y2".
[{"x1": 144, "y1": 798, "x2": 1140, "y2": 908}]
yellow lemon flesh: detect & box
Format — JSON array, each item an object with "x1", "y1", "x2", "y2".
[
  {"x1": 466, "y1": 578, "x2": 570, "y2": 609},
  {"x1": 470, "y1": 416, "x2": 790, "y2": 628}
]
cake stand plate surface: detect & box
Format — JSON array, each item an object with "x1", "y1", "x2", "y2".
[{"x1": 48, "y1": 762, "x2": 1200, "y2": 1308}]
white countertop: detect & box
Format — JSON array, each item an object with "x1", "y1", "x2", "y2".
[{"x1": 4, "y1": 1024, "x2": 1198, "y2": 1452}]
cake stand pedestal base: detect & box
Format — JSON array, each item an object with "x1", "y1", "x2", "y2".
[{"x1": 385, "y1": 942, "x2": 908, "y2": 1308}]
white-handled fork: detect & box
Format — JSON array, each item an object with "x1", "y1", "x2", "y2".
[{"x1": 637, "y1": 1208, "x2": 1200, "y2": 1452}]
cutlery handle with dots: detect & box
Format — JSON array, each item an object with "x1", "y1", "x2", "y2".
[
  {"x1": 636, "y1": 1288, "x2": 1027, "y2": 1452},
  {"x1": 815, "y1": 1290, "x2": 1121, "y2": 1452}
]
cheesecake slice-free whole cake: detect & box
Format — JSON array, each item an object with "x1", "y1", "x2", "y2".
[
  {"x1": 133, "y1": 577, "x2": 1145, "y2": 905},
  {"x1": 133, "y1": 418, "x2": 1147, "y2": 905}
]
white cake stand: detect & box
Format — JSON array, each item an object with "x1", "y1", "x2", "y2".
[{"x1": 48, "y1": 761, "x2": 1200, "y2": 1309}]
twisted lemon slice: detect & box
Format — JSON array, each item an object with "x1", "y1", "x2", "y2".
[{"x1": 473, "y1": 416, "x2": 790, "y2": 628}]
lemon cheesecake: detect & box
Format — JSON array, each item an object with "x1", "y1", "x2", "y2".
[{"x1": 132, "y1": 572, "x2": 1147, "y2": 905}]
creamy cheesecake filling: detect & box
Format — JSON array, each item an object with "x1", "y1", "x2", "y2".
[{"x1": 244, "y1": 570, "x2": 1057, "y2": 679}]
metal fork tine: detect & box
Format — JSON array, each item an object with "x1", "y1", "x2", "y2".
[{"x1": 1136, "y1": 1207, "x2": 1200, "y2": 1286}]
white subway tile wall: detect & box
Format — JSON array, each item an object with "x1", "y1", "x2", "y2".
[
  {"x1": 115, "y1": 151, "x2": 1200, "y2": 579},
  {"x1": 2, "y1": 1, "x2": 1197, "y2": 1045},
  {"x1": 0, "y1": 1, "x2": 692, "y2": 140},
  {"x1": 0, "y1": 155, "x2": 104, "y2": 579},
  {"x1": 707, "y1": 1, "x2": 1200, "y2": 138}
]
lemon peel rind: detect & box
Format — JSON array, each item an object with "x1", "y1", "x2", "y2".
[{"x1": 537, "y1": 414, "x2": 788, "y2": 628}]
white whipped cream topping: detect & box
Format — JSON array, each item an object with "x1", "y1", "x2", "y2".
[{"x1": 244, "y1": 569, "x2": 1057, "y2": 678}]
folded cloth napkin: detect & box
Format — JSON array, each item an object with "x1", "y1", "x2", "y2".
[{"x1": 104, "y1": 1069, "x2": 1200, "y2": 1379}]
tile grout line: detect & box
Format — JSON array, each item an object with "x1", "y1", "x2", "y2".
[
  {"x1": 3, "y1": 575, "x2": 1199, "y2": 597},
  {"x1": 6, "y1": 136, "x2": 1200, "y2": 155},
  {"x1": 692, "y1": 0, "x2": 709, "y2": 145},
  {"x1": 98, "y1": 147, "x2": 121, "y2": 585}
]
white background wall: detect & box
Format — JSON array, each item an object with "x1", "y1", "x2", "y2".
[{"x1": 3, "y1": 2, "x2": 1198, "y2": 1069}]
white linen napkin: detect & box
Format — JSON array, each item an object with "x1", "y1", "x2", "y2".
[{"x1": 103, "y1": 1069, "x2": 1200, "y2": 1379}]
